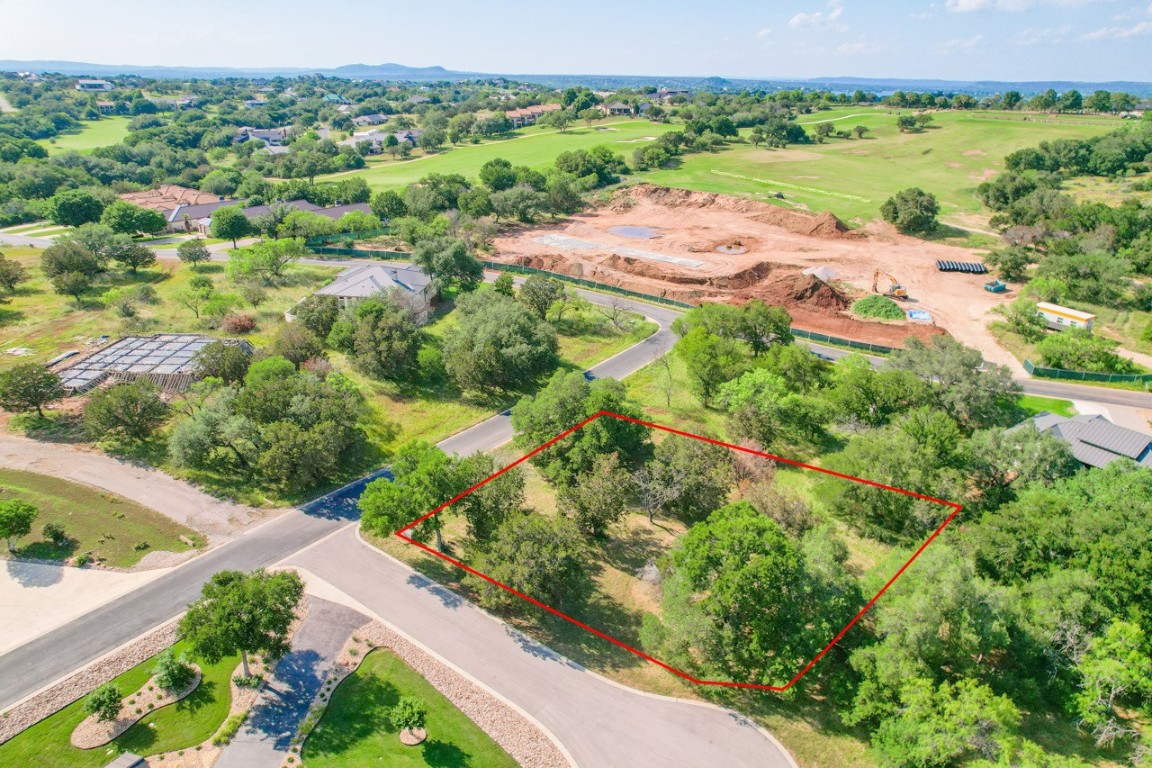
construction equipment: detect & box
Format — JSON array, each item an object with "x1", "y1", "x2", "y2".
[
  {"x1": 872, "y1": 270, "x2": 908, "y2": 300},
  {"x1": 983, "y1": 280, "x2": 1008, "y2": 293}
]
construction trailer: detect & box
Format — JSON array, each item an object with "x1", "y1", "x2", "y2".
[{"x1": 1035, "y1": 302, "x2": 1095, "y2": 332}]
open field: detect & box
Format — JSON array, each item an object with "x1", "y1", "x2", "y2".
[
  {"x1": 644, "y1": 109, "x2": 1123, "y2": 226},
  {"x1": 339, "y1": 119, "x2": 676, "y2": 189},
  {"x1": 0, "y1": 640, "x2": 238, "y2": 767},
  {"x1": 36, "y1": 116, "x2": 132, "y2": 155},
  {"x1": 0, "y1": 468, "x2": 204, "y2": 568},
  {"x1": 303, "y1": 648, "x2": 518, "y2": 768}
]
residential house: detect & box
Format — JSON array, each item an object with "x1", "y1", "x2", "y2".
[
  {"x1": 323, "y1": 92, "x2": 351, "y2": 105},
  {"x1": 313, "y1": 264, "x2": 434, "y2": 323},
  {"x1": 638, "y1": 102, "x2": 654, "y2": 115},
  {"x1": 393, "y1": 129, "x2": 423, "y2": 146},
  {"x1": 656, "y1": 88, "x2": 690, "y2": 101},
  {"x1": 95, "y1": 100, "x2": 118, "y2": 114},
  {"x1": 118, "y1": 185, "x2": 240, "y2": 235},
  {"x1": 1020, "y1": 413, "x2": 1152, "y2": 469},
  {"x1": 234, "y1": 126, "x2": 290, "y2": 146},
  {"x1": 351, "y1": 113, "x2": 388, "y2": 127},
  {"x1": 75, "y1": 78, "x2": 114, "y2": 91},
  {"x1": 408, "y1": 95, "x2": 431, "y2": 105},
  {"x1": 242, "y1": 99, "x2": 268, "y2": 109},
  {"x1": 601, "y1": 101, "x2": 631, "y2": 117},
  {"x1": 504, "y1": 103, "x2": 562, "y2": 128}
]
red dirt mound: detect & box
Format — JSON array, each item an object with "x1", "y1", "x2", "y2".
[{"x1": 619, "y1": 184, "x2": 853, "y2": 240}]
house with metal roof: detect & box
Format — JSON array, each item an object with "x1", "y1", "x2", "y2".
[
  {"x1": 314, "y1": 265, "x2": 434, "y2": 323},
  {"x1": 1024, "y1": 413, "x2": 1152, "y2": 469}
]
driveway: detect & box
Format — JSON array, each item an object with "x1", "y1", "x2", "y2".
[
  {"x1": 216, "y1": 597, "x2": 367, "y2": 768},
  {"x1": 287, "y1": 528, "x2": 794, "y2": 768}
]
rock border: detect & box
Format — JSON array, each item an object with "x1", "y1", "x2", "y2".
[
  {"x1": 71, "y1": 665, "x2": 202, "y2": 748},
  {"x1": 287, "y1": 620, "x2": 568, "y2": 768},
  {"x1": 0, "y1": 618, "x2": 180, "y2": 745}
]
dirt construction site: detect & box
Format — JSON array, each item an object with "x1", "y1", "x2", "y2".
[{"x1": 491, "y1": 184, "x2": 1020, "y2": 370}]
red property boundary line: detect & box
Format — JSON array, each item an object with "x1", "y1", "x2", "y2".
[{"x1": 395, "y1": 411, "x2": 963, "y2": 692}]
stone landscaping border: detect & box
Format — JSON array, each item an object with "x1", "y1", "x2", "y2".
[
  {"x1": 289, "y1": 620, "x2": 569, "y2": 768},
  {"x1": 0, "y1": 618, "x2": 181, "y2": 745},
  {"x1": 71, "y1": 665, "x2": 202, "y2": 748}
]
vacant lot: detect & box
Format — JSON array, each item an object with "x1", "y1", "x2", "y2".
[
  {"x1": 642, "y1": 109, "x2": 1122, "y2": 226},
  {"x1": 36, "y1": 116, "x2": 132, "y2": 155},
  {"x1": 303, "y1": 648, "x2": 517, "y2": 768},
  {"x1": 0, "y1": 468, "x2": 203, "y2": 568}
]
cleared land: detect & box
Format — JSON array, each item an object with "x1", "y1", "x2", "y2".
[
  {"x1": 490, "y1": 184, "x2": 1019, "y2": 367},
  {"x1": 0, "y1": 640, "x2": 238, "y2": 767},
  {"x1": 302, "y1": 648, "x2": 518, "y2": 768},
  {"x1": 36, "y1": 116, "x2": 132, "y2": 155},
  {"x1": 0, "y1": 468, "x2": 204, "y2": 568}
]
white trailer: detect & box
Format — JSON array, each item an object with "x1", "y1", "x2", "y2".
[{"x1": 1036, "y1": 302, "x2": 1095, "y2": 332}]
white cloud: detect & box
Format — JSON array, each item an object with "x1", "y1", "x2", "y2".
[
  {"x1": 946, "y1": 0, "x2": 1112, "y2": 11},
  {"x1": 1015, "y1": 24, "x2": 1072, "y2": 44},
  {"x1": 756, "y1": 27, "x2": 772, "y2": 39},
  {"x1": 835, "y1": 41, "x2": 885, "y2": 55},
  {"x1": 789, "y1": 0, "x2": 846, "y2": 29},
  {"x1": 1083, "y1": 20, "x2": 1152, "y2": 39},
  {"x1": 940, "y1": 33, "x2": 986, "y2": 52}
]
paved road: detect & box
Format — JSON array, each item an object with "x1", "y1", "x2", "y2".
[
  {"x1": 217, "y1": 597, "x2": 366, "y2": 768},
  {"x1": 0, "y1": 290, "x2": 677, "y2": 712},
  {"x1": 289, "y1": 528, "x2": 793, "y2": 768}
]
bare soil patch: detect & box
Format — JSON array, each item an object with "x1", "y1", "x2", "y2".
[{"x1": 493, "y1": 184, "x2": 1017, "y2": 362}]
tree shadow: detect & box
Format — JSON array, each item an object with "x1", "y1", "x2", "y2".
[
  {"x1": 17, "y1": 536, "x2": 78, "y2": 563},
  {"x1": 113, "y1": 720, "x2": 158, "y2": 753},
  {"x1": 597, "y1": 525, "x2": 666, "y2": 576},
  {"x1": 423, "y1": 739, "x2": 472, "y2": 767},
  {"x1": 4, "y1": 558, "x2": 65, "y2": 587},
  {"x1": 173, "y1": 678, "x2": 217, "y2": 716},
  {"x1": 0, "y1": 305, "x2": 24, "y2": 325},
  {"x1": 406, "y1": 572, "x2": 465, "y2": 610},
  {"x1": 306, "y1": 674, "x2": 399, "y2": 757}
]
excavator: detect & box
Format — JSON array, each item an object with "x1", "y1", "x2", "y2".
[{"x1": 872, "y1": 270, "x2": 909, "y2": 300}]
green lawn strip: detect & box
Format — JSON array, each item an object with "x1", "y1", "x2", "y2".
[
  {"x1": 0, "y1": 641, "x2": 238, "y2": 767},
  {"x1": 0, "y1": 468, "x2": 204, "y2": 568},
  {"x1": 2, "y1": 221, "x2": 54, "y2": 234},
  {"x1": 302, "y1": 649, "x2": 517, "y2": 768},
  {"x1": 36, "y1": 116, "x2": 132, "y2": 155},
  {"x1": 1017, "y1": 395, "x2": 1076, "y2": 418}
]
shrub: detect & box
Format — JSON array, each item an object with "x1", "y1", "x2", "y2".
[
  {"x1": 852, "y1": 294, "x2": 905, "y2": 320},
  {"x1": 220, "y1": 314, "x2": 256, "y2": 334},
  {"x1": 153, "y1": 649, "x2": 196, "y2": 693},
  {"x1": 42, "y1": 522, "x2": 68, "y2": 545},
  {"x1": 212, "y1": 712, "x2": 247, "y2": 746},
  {"x1": 232, "y1": 674, "x2": 262, "y2": 689},
  {"x1": 391, "y1": 696, "x2": 427, "y2": 732},
  {"x1": 85, "y1": 683, "x2": 122, "y2": 722}
]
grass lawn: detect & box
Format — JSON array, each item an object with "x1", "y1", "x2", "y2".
[
  {"x1": 0, "y1": 640, "x2": 238, "y2": 767},
  {"x1": 37, "y1": 117, "x2": 132, "y2": 155},
  {"x1": 302, "y1": 648, "x2": 517, "y2": 768},
  {"x1": 640, "y1": 109, "x2": 1121, "y2": 226},
  {"x1": 0, "y1": 468, "x2": 204, "y2": 567},
  {"x1": 1018, "y1": 394, "x2": 1076, "y2": 417},
  {"x1": 337, "y1": 119, "x2": 675, "y2": 190}
]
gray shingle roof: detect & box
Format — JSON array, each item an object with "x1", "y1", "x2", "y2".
[
  {"x1": 316, "y1": 265, "x2": 430, "y2": 300},
  {"x1": 1025, "y1": 413, "x2": 1152, "y2": 469}
]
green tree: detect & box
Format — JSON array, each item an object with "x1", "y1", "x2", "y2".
[
  {"x1": 995, "y1": 297, "x2": 1047, "y2": 341},
  {"x1": 965, "y1": 425, "x2": 1078, "y2": 511},
  {"x1": 40, "y1": 241, "x2": 104, "y2": 279},
  {"x1": 880, "y1": 187, "x2": 940, "y2": 234},
  {"x1": 984, "y1": 246, "x2": 1034, "y2": 282},
  {"x1": 0, "y1": 363, "x2": 64, "y2": 417},
  {"x1": 1073, "y1": 620, "x2": 1152, "y2": 747},
  {"x1": 643, "y1": 435, "x2": 732, "y2": 524},
  {"x1": 100, "y1": 200, "x2": 151, "y2": 235},
  {"x1": 1035, "y1": 329, "x2": 1136, "y2": 374},
  {"x1": 719, "y1": 368, "x2": 829, "y2": 449},
  {"x1": 0, "y1": 500, "x2": 37, "y2": 552},
  {"x1": 293, "y1": 294, "x2": 342, "y2": 340},
  {"x1": 83, "y1": 379, "x2": 169, "y2": 442},
  {"x1": 558, "y1": 453, "x2": 632, "y2": 537},
  {"x1": 491, "y1": 185, "x2": 548, "y2": 223},
  {"x1": 578, "y1": 108, "x2": 602, "y2": 128},
  {"x1": 111, "y1": 242, "x2": 156, "y2": 274},
  {"x1": 49, "y1": 188, "x2": 105, "y2": 227},
  {"x1": 518, "y1": 274, "x2": 564, "y2": 319},
  {"x1": 84, "y1": 683, "x2": 122, "y2": 722},
  {"x1": 471, "y1": 512, "x2": 592, "y2": 611},
  {"x1": 412, "y1": 237, "x2": 483, "y2": 297},
  {"x1": 510, "y1": 370, "x2": 650, "y2": 486},
  {"x1": 180, "y1": 569, "x2": 304, "y2": 677},
  {"x1": 175, "y1": 274, "x2": 215, "y2": 319},
  {"x1": 350, "y1": 296, "x2": 421, "y2": 381},
  {"x1": 152, "y1": 648, "x2": 196, "y2": 693},
  {"x1": 442, "y1": 292, "x2": 557, "y2": 392},
  {"x1": 492, "y1": 272, "x2": 515, "y2": 297},
  {"x1": 0, "y1": 251, "x2": 28, "y2": 293},
  {"x1": 1036, "y1": 252, "x2": 1131, "y2": 306},
  {"x1": 195, "y1": 341, "x2": 251, "y2": 384},
  {"x1": 52, "y1": 271, "x2": 92, "y2": 304},
  {"x1": 270, "y1": 323, "x2": 324, "y2": 368},
  {"x1": 479, "y1": 158, "x2": 516, "y2": 192},
  {"x1": 369, "y1": 189, "x2": 408, "y2": 220},
  {"x1": 210, "y1": 205, "x2": 253, "y2": 248},
  {"x1": 889, "y1": 336, "x2": 1021, "y2": 430},
  {"x1": 176, "y1": 238, "x2": 212, "y2": 268},
  {"x1": 359, "y1": 441, "x2": 467, "y2": 550},
  {"x1": 675, "y1": 327, "x2": 750, "y2": 406},
  {"x1": 853, "y1": 125, "x2": 869, "y2": 139},
  {"x1": 225, "y1": 238, "x2": 305, "y2": 285},
  {"x1": 454, "y1": 453, "x2": 526, "y2": 543}
]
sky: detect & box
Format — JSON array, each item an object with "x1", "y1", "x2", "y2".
[{"x1": 1, "y1": 0, "x2": 1150, "y2": 82}]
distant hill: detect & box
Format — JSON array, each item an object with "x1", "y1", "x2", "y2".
[{"x1": 1, "y1": 59, "x2": 1150, "y2": 96}]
